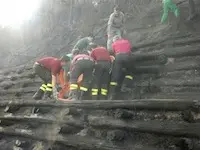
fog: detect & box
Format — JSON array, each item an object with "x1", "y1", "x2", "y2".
[{"x1": 0, "y1": 0, "x2": 41, "y2": 28}]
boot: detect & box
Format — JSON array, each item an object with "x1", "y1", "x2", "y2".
[
  {"x1": 91, "y1": 88, "x2": 99, "y2": 100},
  {"x1": 99, "y1": 95, "x2": 107, "y2": 100},
  {"x1": 121, "y1": 83, "x2": 132, "y2": 92},
  {"x1": 43, "y1": 91, "x2": 52, "y2": 100},
  {"x1": 91, "y1": 95, "x2": 98, "y2": 100},
  {"x1": 32, "y1": 89, "x2": 44, "y2": 100},
  {"x1": 69, "y1": 90, "x2": 79, "y2": 101},
  {"x1": 187, "y1": 13, "x2": 198, "y2": 21},
  {"x1": 108, "y1": 86, "x2": 117, "y2": 100},
  {"x1": 79, "y1": 91, "x2": 87, "y2": 100},
  {"x1": 108, "y1": 92, "x2": 117, "y2": 100},
  {"x1": 100, "y1": 88, "x2": 108, "y2": 100},
  {"x1": 122, "y1": 76, "x2": 134, "y2": 92}
]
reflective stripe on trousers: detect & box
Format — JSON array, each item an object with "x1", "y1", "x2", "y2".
[
  {"x1": 110, "y1": 82, "x2": 118, "y2": 86},
  {"x1": 80, "y1": 86, "x2": 88, "y2": 92},
  {"x1": 125, "y1": 75, "x2": 133, "y2": 80},
  {"x1": 91, "y1": 88, "x2": 98, "y2": 96},
  {"x1": 46, "y1": 83, "x2": 53, "y2": 92},
  {"x1": 101, "y1": 88, "x2": 108, "y2": 95},
  {"x1": 70, "y1": 84, "x2": 78, "y2": 90},
  {"x1": 40, "y1": 84, "x2": 47, "y2": 92}
]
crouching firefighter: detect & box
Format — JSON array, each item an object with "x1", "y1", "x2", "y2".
[
  {"x1": 90, "y1": 44, "x2": 112, "y2": 100},
  {"x1": 69, "y1": 50, "x2": 95, "y2": 100},
  {"x1": 32, "y1": 56, "x2": 70, "y2": 100},
  {"x1": 109, "y1": 35, "x2": 133, "y2": 100}
]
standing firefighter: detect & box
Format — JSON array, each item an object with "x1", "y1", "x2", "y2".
[
  {"x1": 90, "y1": 44, "x2": 112, "y2": 100},
  {"x1": 161, "y1": 0, "x2": 180, "y2": 23},
  {"x1": 72, "y1": 36, "x2": 93, "y2": 55},
  {"x1": 109, "y1": 35, "x2": 133, "y2": 100},
  {"x1": 69, "y1": 51, "x2": 95, "y2": 100},
  {"x1": 33, "y1": 56, "x2": 70, "y2": 100},
  {"x1": 107, "y1": 6, "x2": 125, "y2": 53}
]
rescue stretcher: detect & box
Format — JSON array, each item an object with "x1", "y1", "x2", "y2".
[{"x1": 56, "y1": 69, "x2": 83, "y2": 101}]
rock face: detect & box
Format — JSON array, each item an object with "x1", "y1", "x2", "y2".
[{"x1": 1, "y1": 32, "x2": 200, "y2": 150}]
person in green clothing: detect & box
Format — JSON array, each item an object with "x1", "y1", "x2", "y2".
[
  {"x1": 161, "y1": 0, "x2": 180, "y2": 23},
  {"x1": 72, "y1": 36, "x2": 93, "y2": 55},
  {"x1": 62, "y1": 53, "x2": 73, "y2": 85}
]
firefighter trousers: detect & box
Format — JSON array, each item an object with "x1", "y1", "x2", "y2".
[
  {"x1": 92, "y1": 61, "x2": 111, "y2": 100},
  {"x1": 109, "y1": 53, "x2": 133, "y2": 95},
  {"x1": 33, "y1": 63, "x2": 53, "y2": 99},
  {"x1": 69, "y1": 59, "x2": 94, "y2": 100},
  {"x1": 161, "y1": 0, "x2": 180, "y2": 23}
]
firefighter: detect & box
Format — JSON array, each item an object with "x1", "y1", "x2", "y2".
[
  {"x1": 161, "y1": 0, "x2": 180, "y2": 23},
  {"x1": 32, "y1": 56, "x2": 70, "y2": 100},
  {"x1": 109, "y1": 35, "x2": 133, "y2": 100},
  {"x1": 69, "y1": 51, "x2": 95, "y2": 100},
  {"x1": 72, "y1": 36, "x2": 94, "y2": 55},
  {"x1": 90, "y1": 44, "x2": 112, "y2": 100},
  {"x1": 107, "y1": 5, "x2": 125, "y2": 53}
]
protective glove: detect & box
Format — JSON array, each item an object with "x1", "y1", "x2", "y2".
[
  {"x1": 110, "y1": 56, "x2": 115, "y2": 63},
  {"x1": 53, "y1": 87, "x2": 58, "y2": 100}
]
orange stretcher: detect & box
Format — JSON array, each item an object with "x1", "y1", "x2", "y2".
[{"x1": 57, "y1": 69, "x2": 83, "y2": 101}]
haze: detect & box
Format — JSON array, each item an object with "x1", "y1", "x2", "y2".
[{"x1": 0, "y1": 0, "x2": 41, "y2": 28}]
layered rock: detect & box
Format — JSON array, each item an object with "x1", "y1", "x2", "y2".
[{"x1": 0, "y1": 33, "x2": 200, "y2": 149}]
